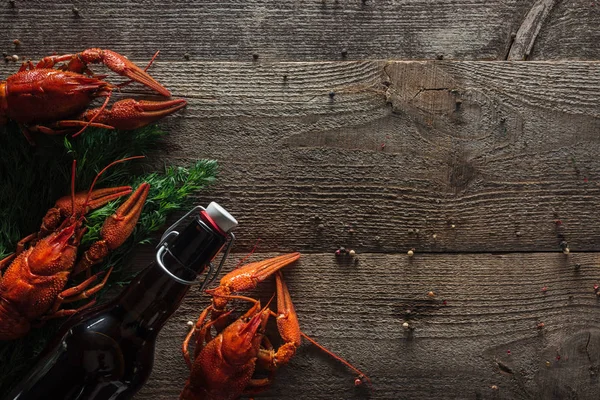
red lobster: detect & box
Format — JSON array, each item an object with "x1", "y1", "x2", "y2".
[
  {"x1": 0, "y1": 158, "x2": 150, "y2": 340},
  {"x1": 0, "y1": 48, "x2": 186, "y2": 143},
  {"x1": 181, "y1": 253, "x2": 371, "y2": 400}
]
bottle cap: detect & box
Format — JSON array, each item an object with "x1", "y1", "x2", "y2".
[{"x1": 205, "y1": 202, "x2": 238, "y2": 233}]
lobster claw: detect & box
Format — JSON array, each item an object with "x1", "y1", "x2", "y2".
[
  {"x1": 275, "y1": 271, "x2": 301, "y2": 349},
  {"x1": 73, "y1": 182, "x2": 150, "y2": 275},
  {"x1": 210, "y1": 253, "x2": 301, "y2": 311},
  {"x1": 77, "y1": 49, "x2": 171, "y2": 97},
  {"x1": 79, "y1": 99, "x2": 188, "y2": 131},
  {"x1": 40, "y1": 186, "x2": 133, "y2": 238},
  {"x1": 36, "y1": 49, "x2": 170, "y2": 96}
]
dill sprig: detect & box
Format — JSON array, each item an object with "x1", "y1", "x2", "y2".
[{"x1": 0, "y1": 123, "x2": 218, "y2": 393}]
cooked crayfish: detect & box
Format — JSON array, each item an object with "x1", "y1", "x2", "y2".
[
  {"x1": 181, "y1": 253, "x2": 371, "y2": 400},
  {"x1": 0, "y1": 158, "x2": 150, "y2": 340},
  {"x1": 0, "y1": 48, "x2": 186, "y2": 143}
]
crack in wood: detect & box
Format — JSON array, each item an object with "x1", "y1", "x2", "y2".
[
  {"x1": 496, "y1": 360, "x2": 515, "y2": 375},
  {"x1": 585, "y1": 332, "x2": 592, "y2": 363},
  {"x1": 411, "y1": 87, "x2": 453, "y2": 99},
  {"x1": 507, "y1": 0, "x2": 557, "y2": 60}
]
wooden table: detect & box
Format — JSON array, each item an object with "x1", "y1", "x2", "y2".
[{"x1": 1, "y1": 1, "x2": 600, "y2": 399}]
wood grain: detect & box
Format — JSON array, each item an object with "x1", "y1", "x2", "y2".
[
  {"x1": 1, "y1": 60, "x2": 599, "y2": 253},
  {"x1": 0, "y1": 0, "x2": 598, "y2": 61},
  {"x1": 530, "y1": 0, "x2": 600, "y2": 60},
  {"x1": 133, "y1": 251, "x2": 600, "y2": 399}
]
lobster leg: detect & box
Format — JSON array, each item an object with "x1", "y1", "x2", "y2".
[
  {"x1": 16, "y1": 233, "x2": 38, "y2": 254},
  {"x1": 242, "y1": 378, "x2": 274, "y2": 397},
  {"x1": 0, "y1": 254, "x2": 16, "y2": 271},
  {"x1": 73, "y1": 182, "x2": 150, "y2": 275},
  {"x1": 47, "y1": 267, "x2": 113, "y2": 317},
  {"x1": 59, "y1": 266, "x2": 114, "y2": 304},
  {"x1": 182, "y1": 307, "x2": 235, "y2": 369},
  {"x1": 31, "y1": 121, "x2": 115, "y2": 135},
  {"x1": 41, "y1": 298, "x2": 97, "y2": 321},
  {"x1": 183, "y1": 306, "x2": 212, "y2": 370}
]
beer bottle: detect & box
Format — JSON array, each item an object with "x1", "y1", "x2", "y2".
[{"x1": 4, "y1": 202, "x2": 237, "y2": 400}]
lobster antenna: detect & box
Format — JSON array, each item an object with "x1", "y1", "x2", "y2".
[
  {"x1": 300, "y1": 331, "x2": 373, "y2": 388},
  {"x1": 70, "y1": 159, "x2": 77, "y2": 217},
  {"x1": 235, "y1": 238, "x2": 262, "y2": 269},
  {"x1": 72, "y1": 91, "x2": 112, "y2": 138},
  {"x1": 82, "y1": 155, "x2": 145, "y2": 211},
  {"x1": 264, "y1": 292, "x2": 276, "y2": 310}
]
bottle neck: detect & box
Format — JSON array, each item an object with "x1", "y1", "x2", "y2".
[{"x1": 115, "y1": 215, "x2": 227, "y2": 333}]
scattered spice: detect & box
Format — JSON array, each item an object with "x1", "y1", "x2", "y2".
[
  {"x1": 559, "y1": 240, "x2": 569, "y2": 254},
  {"x1": 427, "y1": 291, "x2": 435, "y2": 298},
  {"x1": 407, "y1": 249, "x2": 414, "y2": 257},
  {"x1": 537, "y1": 322, "x2": 545, "y2": 329}
]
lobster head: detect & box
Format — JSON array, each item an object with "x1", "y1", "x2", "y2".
[
  {"x1": 221, "y1": 309, "x2": 269, "y2": 365},
  {"x1": 27, "y1": 222, "x2": 81, "y2": 276},
  {"x1": 0, "y1": 82, "x2": 7, "y2": 126}
]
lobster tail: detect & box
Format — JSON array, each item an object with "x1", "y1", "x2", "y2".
[{"x1": 0, "y1": 299, "x2": 30, "y2": 341}]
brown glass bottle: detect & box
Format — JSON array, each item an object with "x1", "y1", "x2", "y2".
[{"x1": 3, "y1": 203, "x2": 237, "y2": 400}]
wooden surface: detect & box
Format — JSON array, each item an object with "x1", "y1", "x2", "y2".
[
  {"x1": 2, "y1": 1, "x2": 600, "y2": 399},
  {"x1": 1, "y1": 0, "x2": 600, "y2": 61}
]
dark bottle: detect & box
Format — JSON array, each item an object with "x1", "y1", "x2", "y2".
[{"x1": 4, "y1": 202, "x2": 237, "y2": 400}]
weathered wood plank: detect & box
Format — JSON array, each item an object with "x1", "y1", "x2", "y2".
[
  {"x1": 0, "y1": 0, "x2": 598, "y2": 61},
  {"x1": 530, "y1": 0, "x2": 600, "y2": 60},
  {"x1": 134, "y1": 251, "x2": 600, "y2": 399},
  {"x1": 1, "y1": 60, "x2": 599, "y2": 253}
]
